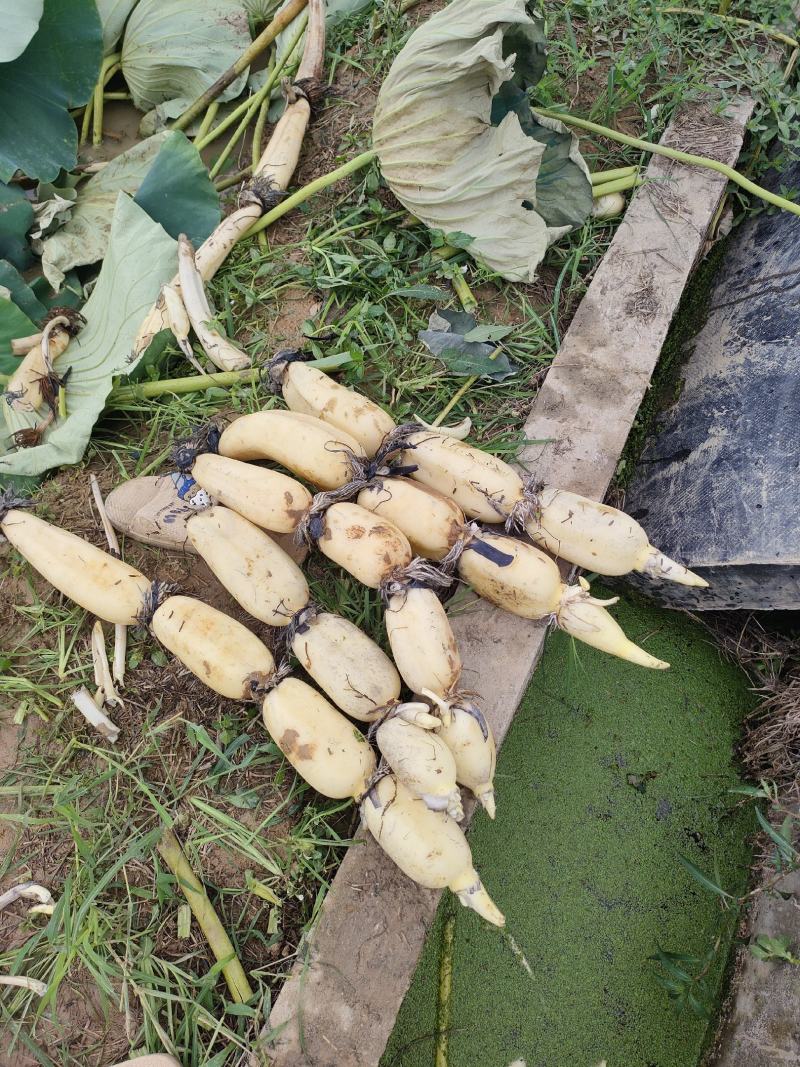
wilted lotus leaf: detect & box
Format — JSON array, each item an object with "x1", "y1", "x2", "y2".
[{"x1": 372, "y1": 0, "x2": 592, "y2": 281}]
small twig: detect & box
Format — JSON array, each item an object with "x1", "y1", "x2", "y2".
[
  {"x1": 171, "y1": 0, "x2": 308, "y2": 132},
  {"x1": 90, "y1": 473, "x2": 126, "y2": 685},
  {"x1": 0, "y1": 976, "x2": 48, "y2": 997},
  {"x1": 156, "y1": 828, "x2": 254, "y2": 1003}
]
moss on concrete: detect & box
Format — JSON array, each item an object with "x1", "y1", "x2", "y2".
[{"x1": 383, "y1": 594, "x2": 754, "y2": 1067}]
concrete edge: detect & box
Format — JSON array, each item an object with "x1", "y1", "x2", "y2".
[{"x1": 263, "y1": 98, "x2": 755, "y2": 1067}]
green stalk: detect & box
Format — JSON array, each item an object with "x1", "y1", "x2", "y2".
[
  {"x1": 195, "y1": 101, "x2": 219, "y2": 142},
  {"x1": 590, "y1": 165, "x2": 638, "y2": 185},
  {"x1": 592, "y1": 174, "x2": 643, "y2": 198},
  {"x1": 535, "y1": 108, "x2": 800, "y2": 217},
  {"x1": 214, "y1": 167, "x2": 253, "y2": 192},
  {"x1": 209, "y1": 18, "x2": 306, "y2": 180},
  {"x1": 157, "y1": 828, "x2": 253, "y2": 1003},
  {"x1": 663, "y1": 6, "x2": 799, "y2": 49},
  {"x1": 243, "y1": 149, "x2": 379, "y2": 238},
  {"x1": 92, "y1": 53, "x2": 121, "y2": 146},
  {"x1": 109, "y1": 354, "x2": 351, "y2": 405},
  {"x1": 434, "y1": 913, "x2": 455, "y2": 1067},
  {"x1": 171, "y1": 0, "x2": 308, "y2": 132}
]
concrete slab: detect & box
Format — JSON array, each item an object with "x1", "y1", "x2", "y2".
[
  {"x1": 265, "y1": 99, "x2": 754, "y2": 1067},
  {"x1": 714, "y1": 872, "x2": 800, "y2": 1067}
]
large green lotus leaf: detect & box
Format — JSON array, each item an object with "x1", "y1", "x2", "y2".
[
  {"x1": 0, "y1": 298, "x2": 37, "y2": 375},
  {"x1": 133, "y1": 131, "x2": 220, "y2": 245},
  {"x1": 120, "y1": 0, "x2": 251, "y2": 118},
  {"x1": 97, "y1": 0, "x2": 140, "y2": 52},
  {"x1": 490, "y1": 81, "x2": 592, "y2": 230},
  {"x1": 0, "y1": 0, "x2": 43, "y2": 63},
  {"x1": 0, "y1": 0, "x2": 102, "y2": 182},
  {"x1": 372, "y1": 0, "x2": 591, "y2": 282},
  {"x1": 0, "y1": 183, "x2": 34, "y2": 270},
  {"x1": 40, "y1": 132, "x2": 168, "y2": 288},
  {"x1": 0, "y1": 195, "x2": 176, "y2": 480},
  {"x1": 0, "y1": 261, "x2": 48, "y2": 322}
]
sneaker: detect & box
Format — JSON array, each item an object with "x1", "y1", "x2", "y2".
[{"x1": 105, "y1": 472, "x2": 308, "y2": 563}]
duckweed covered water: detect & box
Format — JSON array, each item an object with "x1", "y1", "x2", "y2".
[{"x1": 383, "y1": 593, "x2": 754, "y2": 1067}]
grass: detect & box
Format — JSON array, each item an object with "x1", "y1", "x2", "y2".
[{"x1": 3, "y1": 0, "x2": 800, "y2": 1062}]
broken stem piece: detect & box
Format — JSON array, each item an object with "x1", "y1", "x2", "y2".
[
  {"x1": 71, "y1": 687, "x2": 120, "y2": 743},
  {"x1": 171, "y1": 0, "x2": 309, "y2": 132},
  {"x1": 90, "y1": 474, "x2": 127, "y2": 685},
  {"x1": 11, "y1": 333, "x2": 42, "y2": 356},
  {"x1": 91, "y1": 622, "x2": 122, "y2": 707},
  {"x1": 157, "y1": 828, "x2": 254, "y2": 1003}
]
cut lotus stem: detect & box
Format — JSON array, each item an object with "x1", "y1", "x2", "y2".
[
  {"x1": 435, "y1": 913, "x2": 456, "y2": 1067},
  {"x1": 177, "y1": 235, "x2": 250, "y2": 371},
  {"x1": 195, "y1": 100, "x2": 219, "y2": 142},
  {"x1": 171, "y1": 0, "x2": 309, "y2": 132},
  {"x1": 157, "y1": 828, "x2": 253, "y2": 1002},
  {"x1": 10, "y1": 333, "x2": 42, "y2": 356},
  {"x1": 109, "y1": 354, "x2": 352, "y2": 404},
  {"x1": 89, "y1": 473, "x2": 128, "y2": 685},
  {"x1": 591, "y1": 174, "x2": 642, "y2": 198},
  {"x1": 244, "y1": 149, "x2": 378, "y2": 239},
  {"x1": 207, "y1": 17, "x2": 307, "y2": 179},
  {"x1": 133, "y1": 0, "x2": 326, "y2": 360},
  {"x1": 71, "y1": 686, "x2": 121, "y2": 743},
  {"x1": 93, "y1": 54, "x2": 121, "y2": 145},
  {"x1": 590, "y1": 165, "x2": 638, "y2": 185},
  {"x1": 534, "y1": 108, "x2": 800, "y2": 218}
]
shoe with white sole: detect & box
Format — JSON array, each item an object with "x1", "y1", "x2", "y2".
[{"x1": 105, "y1": 472, "x2": 308, "y2": 563}]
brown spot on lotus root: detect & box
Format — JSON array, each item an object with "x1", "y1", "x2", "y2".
[
  {"x1": 347, "y1": 525, "x2": 366, "y2": 539},
  {"x1": 280, "y1": 728, "x2": 316, "y2": 760}
]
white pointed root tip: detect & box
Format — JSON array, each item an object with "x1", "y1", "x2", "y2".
[
  {"x1": 475, "y1": 786, "x2": 496, "y2": 819},
  {"x1": 640, "y1": 547, "x2": 708, "y2": 588},
  {"x1": 557, "y1": 578, "x2": 669, "y2": 670},
  {"x1": 452, "y1": 869, "x2": 505, "y2": 926}
]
